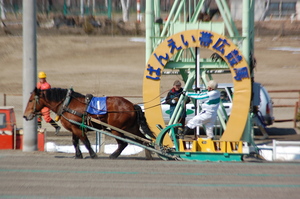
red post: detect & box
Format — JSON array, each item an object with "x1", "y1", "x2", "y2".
[{"x1": 137, "y1": 0, "x2": 141, "y2": 23}]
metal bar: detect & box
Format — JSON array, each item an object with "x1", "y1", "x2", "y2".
[
  {"x1": 274, "y1": 140, "x2": 300, "y2": 145},
  {"x1": 154, "y1": 0, "x2": 161, "y2": 41},
  {"x1": 272, "y1": 97, "x2": 299, "y2": 99},
  {"x1": 159, "y1": 0, "x2": 180, "y2": 38},
  {"x1": 145, "y1": 0, "x2": 153, "y2": 62},
  {"x1": 215, "y1": 0, "x2": 234, "y2": 37},
  {"x1": 272, "y1": 140, "x2": 276, "y2": 161},
  {"x1": 169, "y1": 71, "x2": 195, "y2": 125},
  {"x1": 190, "y1": 0, "x2": 205, "y2": 23},
  {"x1": 274, "y1": 119, "x2": 294, "y2": 122},
  {"x1": 268, "y1": 90, "x2": 300, "y2": 93},
  {"x1": 67, "y1": 118, "x2": 177, "y2": 160},
  {"x1": 172, "y1": 1, "x2": 185, "y2": 24},
  {"x1": 90, "y1": 118, "x2": 152, "y2": 144},
  {"x1": 273, "y1": 105, "x2": 296, "y2": 108},
  {"x1": 95, "y1": 131, "x2": 99, "y2": 153},
  {"x1": 164, "y1": 61, "x2": 229, "y2": 69},
  {"x1": 195, "y1": 47, "x2": 200, "y2": 137},
  {"x1": 220, "y1": 0, "x2": 240, "y2": 36}
]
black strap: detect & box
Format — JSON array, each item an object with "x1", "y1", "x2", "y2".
[{"x1": 64, "y1": 107, "x2": 84, "y2": 118}]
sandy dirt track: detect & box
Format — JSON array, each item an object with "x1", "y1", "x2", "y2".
[{"x1": 0, "y1": 150, "x2": 300, "y2": 199}]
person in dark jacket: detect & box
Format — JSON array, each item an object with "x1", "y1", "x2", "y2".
[{"x1": 165, "y1": 80, "x2": 190, "y2": 127}]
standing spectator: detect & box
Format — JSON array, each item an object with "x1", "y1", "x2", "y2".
[{"x1": 37, "y1": 71, "x2": 61, "y2": 135}]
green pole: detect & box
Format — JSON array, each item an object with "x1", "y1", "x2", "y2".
[
  {"x1": 154, "y1": 0, "x2": 160, "y2": 36},
  {"x1": 242, "y1": 0, "x2": 255, "y2": 145},
  {"x1": 63, "y1": 0, "x2": 67, "y2": 15},
  {"x1": 107, "y1": 0, "x2": 112, "y2": 19},
  {"x1": 242, "y1": 0, "x2": 251, "y2": 63},
  {"x1": 159, "y1": 0, "x2": 180, "y2": 38},
  {"x1": 145, "y1": 0, "x2": 154, "y2": 63}
]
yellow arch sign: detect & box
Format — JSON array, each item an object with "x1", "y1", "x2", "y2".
[{"x1": 143, "y1": 30, "x2": 251, "y2": 145}]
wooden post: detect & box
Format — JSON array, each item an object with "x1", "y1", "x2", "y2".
[
  {"x1": 96, "y1": 131, "x2": 105, "y2": 153},
  {"x1": 3, "y1": 93, "x2": 6, "y2": 106},
  {"x1": 100, "y1": 133, "x2": 105, "y2": 153},
  {"x1": 294, "y1": 101, "x2": 299, "y2": 128}
]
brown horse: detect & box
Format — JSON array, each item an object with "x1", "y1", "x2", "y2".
[{"x1": 23, "y1": 87, "x2": 156, "y2": 159}]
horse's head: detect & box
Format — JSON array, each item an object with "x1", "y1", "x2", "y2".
[{"x1": 23, "y1": 87, "x2": 46, "y2": 121}]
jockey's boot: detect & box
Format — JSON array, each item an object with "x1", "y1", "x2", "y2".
[
  {"x1": 49, "y1": 119, "x2": 61, "y2": 135},
  {"x1": 37, "y1": 120, "x2": 42, "y2": 129},
  {"x1": 37, "y1": 116, "x2": 42, "y2": 129},
  {"x1": 178, "y1": 126, "x2": 191, "y2": 139}
]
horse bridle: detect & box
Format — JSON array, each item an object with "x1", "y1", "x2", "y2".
[
  {"x1": 31, "y1": 94, "x2": 40, "y2": 116},
  {"x1": 31, "y1": 90, "x2": 64, "y2": 116}
]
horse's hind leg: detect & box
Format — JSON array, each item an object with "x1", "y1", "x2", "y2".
[
  {"x1": 109, "y1": 139, "x2": 128, "y2": 159},
  {"x1": 72, "y1": 133, "x2": 83, "y2": 159},
  {"x1": 145, "y1": 149, "x2": 154, "y2": 160},
  {"x1": 79, "y1": 133, "x2": 98, "y2": 159}
]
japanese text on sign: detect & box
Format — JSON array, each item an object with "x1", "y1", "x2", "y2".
[{"x1": 145, "y1": 31, "x2": 249, "y2": 81}]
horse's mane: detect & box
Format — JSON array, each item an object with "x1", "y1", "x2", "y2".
[{"x1": 43, "y1": 88, "x2": 85, "y2": 102}]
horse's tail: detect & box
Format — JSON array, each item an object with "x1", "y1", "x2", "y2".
[{"x1": 133, "y1": 104, "x2": 156, "y2": 139}]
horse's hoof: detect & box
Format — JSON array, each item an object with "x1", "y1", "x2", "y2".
[
  {"x1": 109, "y1": 154, "x2": 118, "y2": 159},
  {"x1": 75, "y1": 155, "x2": 83, "y2": 159},
  {"x1": 145, "y1": 150, "x2": 154, "y2": 160},
  {"x1": 91, "y1": 154, "x2": 98, "y2": 159}
]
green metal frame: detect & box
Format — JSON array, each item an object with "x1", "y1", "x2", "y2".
[
  {"x1": 146, "y1": 0, "x2": 257, "y2": 161},
  {"x1": 155, "y1": 124, "x2": 244, "y2": 162},
  {"x1": 168, "y1": 151, "x2": 244, "y2": 162}
]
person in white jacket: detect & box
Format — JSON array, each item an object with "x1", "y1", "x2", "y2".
[{"x1": 179, "y1": 80, "x2": 220, "y2": 139}]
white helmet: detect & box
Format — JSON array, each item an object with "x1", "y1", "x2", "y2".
[{"x1": 207, "y1": 80, "x2": 218, "y2": 90}]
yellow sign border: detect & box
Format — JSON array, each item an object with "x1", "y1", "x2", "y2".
[{"x1": 143, "y1": 30, "x2": 251, "y2": 145}]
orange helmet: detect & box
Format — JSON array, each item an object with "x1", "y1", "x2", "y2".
[{"x1": 38, "y1": 71, "x2": 47, "y2": 79}]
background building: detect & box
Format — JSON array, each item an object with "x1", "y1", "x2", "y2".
[{"x1": 231, "y1": 0, "x2": 300, "y2": 21}]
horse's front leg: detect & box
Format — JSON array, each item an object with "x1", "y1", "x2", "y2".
[
  {"x1": 72, "y1": 133, "x2": 83, "y2": 159},
  {"x1": 79, "y1": 132, "x2": 98, "y2": 159}
]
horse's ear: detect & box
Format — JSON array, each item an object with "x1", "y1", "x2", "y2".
[{"x1": 34, "y1": 87, "x2": 40, "y2": 95}]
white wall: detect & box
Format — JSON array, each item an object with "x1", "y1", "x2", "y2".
[
  {"x1": 230, "y1": 0, "x2": 266, "y2": 21},
  {"x1": 297, "y1": 2, "x2": 300, "y2": 20},
  {"x1": 230, "y1": 0, "x2": 300, "y2": 21}
]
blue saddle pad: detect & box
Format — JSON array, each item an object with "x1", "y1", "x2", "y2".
[{"x1": 86, "y1": 97, "x2": 107, "y2": 115}]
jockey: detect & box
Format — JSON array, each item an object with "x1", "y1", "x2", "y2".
[{"x1": 179, "y1": 80, "x2": 220, "y2": 139}]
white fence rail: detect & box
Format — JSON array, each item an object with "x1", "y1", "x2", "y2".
[
  {"x1": 272, "y1": 140, "x2": 300, "y2": 161},
  {"x1": 258, "y1": 140, "x2": 300, "y2": 161}
]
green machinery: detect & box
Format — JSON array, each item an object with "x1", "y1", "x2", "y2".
[{"x1": 142, "y1": 0, "x2": 258, "y2": 161}]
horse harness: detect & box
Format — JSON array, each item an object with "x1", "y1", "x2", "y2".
[
  {"x1": 53, "y1": 88, "x2": 101, "y2": 132},
  {"x1": 31, "y1": 88, "x2": 94, "y2": 133},
  {"x1": 33, "y1": 88, "x2": 155, "y2": 144}
]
